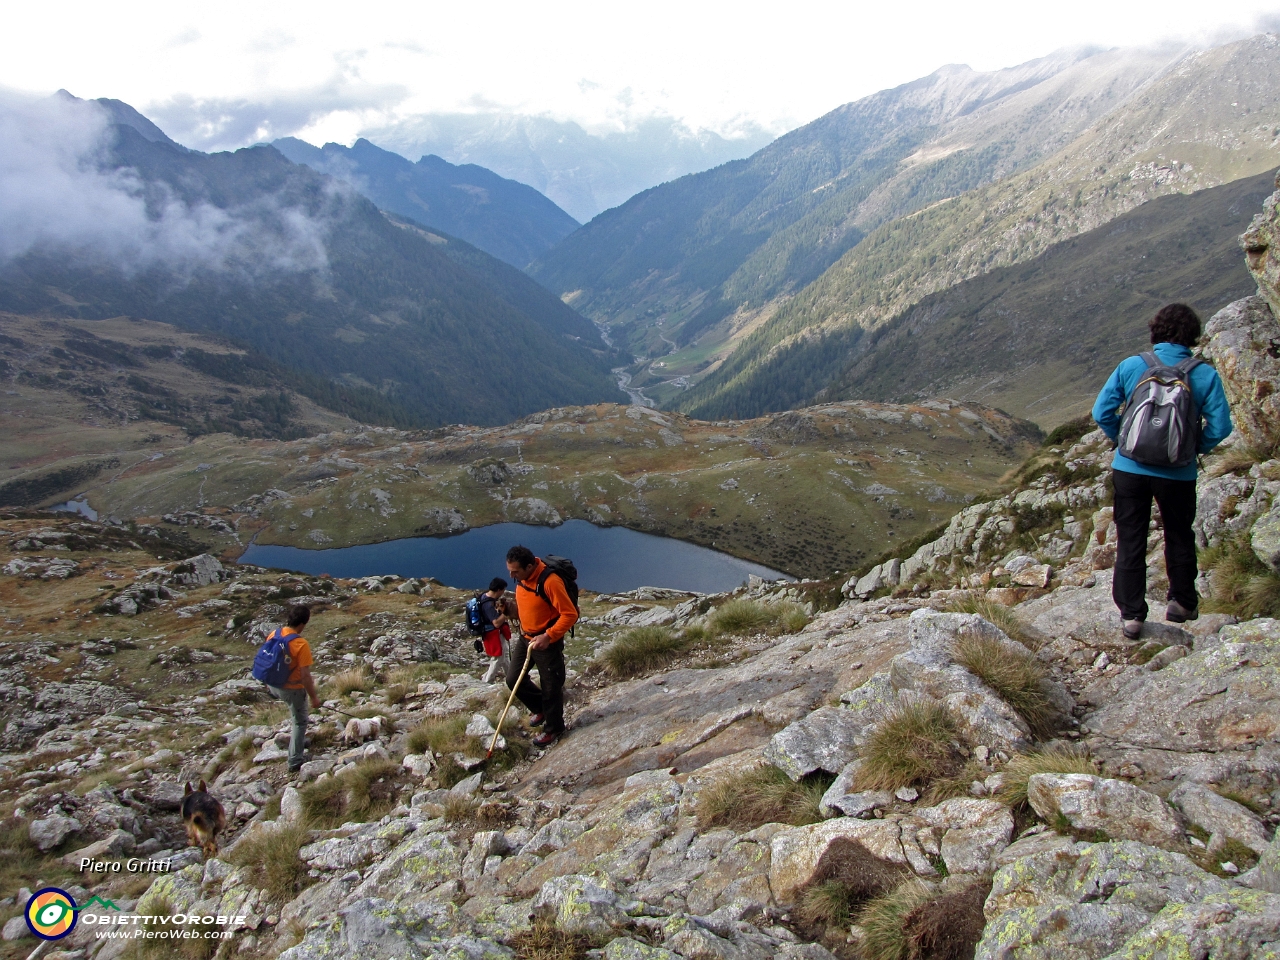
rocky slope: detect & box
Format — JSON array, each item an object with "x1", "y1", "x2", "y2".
[{"x1": 11, "y1": 174, "x2": 1280, "y2": 960}]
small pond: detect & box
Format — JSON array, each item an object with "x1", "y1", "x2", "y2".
[
  {"x1": 238, "y1": 519, "x2": 790, "y2": 594},
  {"x1": 50, "y1": 498, "x2": 98, "y2": 520}
]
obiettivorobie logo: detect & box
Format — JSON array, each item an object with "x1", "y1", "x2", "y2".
[{"x1": 25, "y1": 888, "x2": 120, "y2": 940}]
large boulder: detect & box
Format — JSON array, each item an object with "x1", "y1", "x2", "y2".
[
  {"x1": 531, "y1": 875, "x2": 631, "y2": 936},
  {"x1": 1169, "y1": 781, "x2": 1271, "y2": 855},
  {"x1": 1201, "y1": 295, "x2": 1280, "y2": 452},
  {"x1": 1242, "y1": 173, "x2": 1280, "y2": 320},
  {"x1": 1085, "y1": 618, "x2": 1280, "y2": 756},
  {"x1": 977, "y1": 839, "x2": 1280, "y2": 960},
  {"x1": 1026, "y1": 774, "x2": 1184, "y2": 849}
]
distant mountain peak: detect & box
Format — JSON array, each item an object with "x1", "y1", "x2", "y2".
[{"x1": 54, "y1": 89, "x2": 183, "y2": 149}]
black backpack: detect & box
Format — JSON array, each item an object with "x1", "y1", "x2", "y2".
[
  {"x1": 520, "y1": 555, "x2": 580, "y2": 635},
  {"x1": 1116, "y1": 352, "x2": 1203, "y2": 468}
]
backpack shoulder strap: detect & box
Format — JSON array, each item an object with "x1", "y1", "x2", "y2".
[
  {"x1": 1140, "y1": 351, "x2": 1159, "y2": 368},
  {"x1": 1175, "y1": 356, "x2": 1203, "y2": 375},
  {"x1": 534, "y1": 567, "x2": 556, "y2": 606}
]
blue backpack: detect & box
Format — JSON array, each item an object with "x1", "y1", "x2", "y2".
[
  {"x1": 252, "y1": 628, "x2": 294, "y2": 687},
  {"x1": 464, "y1": 595, "x2": 489, "y2": 636}
]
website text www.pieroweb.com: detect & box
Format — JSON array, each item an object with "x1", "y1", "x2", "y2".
[{"x1": 24, "y1": 886, "x2": 243, "y2": 944}]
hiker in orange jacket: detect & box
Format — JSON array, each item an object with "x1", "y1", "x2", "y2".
[{"x1": 506, "y1": 545, "x2": 577, "y2": 747}]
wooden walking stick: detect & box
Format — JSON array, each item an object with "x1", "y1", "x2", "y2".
[{"x1": 488, "y1": 642, "x2": 534, "y2": 759}]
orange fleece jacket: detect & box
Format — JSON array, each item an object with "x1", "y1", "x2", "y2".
[{"x1": 515, "y1": 558, "x2": 578, "y2": 641}]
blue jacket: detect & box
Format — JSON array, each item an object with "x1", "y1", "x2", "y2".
[{"x1": 1091, "y1": 342, "x2": 1233, "y2": 481}]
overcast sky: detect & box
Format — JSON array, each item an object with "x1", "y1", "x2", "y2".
[{"x1": 5, "y1": 1, "x2": 1280, "y2": 151}]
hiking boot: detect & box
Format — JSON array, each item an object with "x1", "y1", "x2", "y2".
[
  {"x1": 532, "y1": 730, "x2": 560, "y2": 748},
  {"x1": 1166, "y1": 600, "x2": 1199, "y2": 623},
  {"x1": 1122, "y1": 619, "x2": 1144, "y2": 640},
  {"x1": 528, "y1": 713, "x2": 546, "y2": 727}
]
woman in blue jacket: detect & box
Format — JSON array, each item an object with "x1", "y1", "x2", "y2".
[{"x1": 1092, "y1": 303, "x2": 1233, "y2": 639}]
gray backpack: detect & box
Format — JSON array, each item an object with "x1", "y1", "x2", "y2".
[{"x1": 1116, "y1": 352, "x2": 1203, "y2": 468}]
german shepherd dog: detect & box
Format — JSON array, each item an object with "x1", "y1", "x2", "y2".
[{"x1": 181, "y1": 780, "x2": 226, "y2": 858}]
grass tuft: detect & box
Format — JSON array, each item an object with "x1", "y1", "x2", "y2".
[
  {"x1": 601, "y1": 626, "x2": 689, "y2": 677},
  {"x1": 995, "y1": 745, "x2": 1095, "y2": 810},
  {"x1": 953, "y1": 629, "x2": 1056, "y2": 737},
  {"x1": 124, "y1": 894, "x2": 216, "y2": 960},
  {"x1": 505, "y1": 919, "x2": 599, "y2": 960},
  {"x1": 404, "y1": 713, "x2": 528, "y2": 786},
  {"x1": 797, "y1": 880, "x2": 853, "y2": 930},
  {"x1": 1201, "y1": 534, "x2": 1280, "y2": 620},
  {"x1": 299, "y1": 758, "x2": 403, "y2": 828},
  {"x1": 707, "y1": 599, "x2": 809, "y2": 637},
  {"x1": 858, "y1": 879, "x2": 935, "y2": 960},
  {"x1": 944, "y1": 595, "x2": 1040, "y2": 650},
  {"x1": 695, "y1": 764, "x2": 832, "y2": 831},
  {"x1": 224, "y1": 820, "x2": 313, "y2": 905},
  {"x1": 856, "y1": 702, "x2": 965, "y2": 792},
  {"x1": 329, "y1": 664, "x2": 372, "y2": 697}
]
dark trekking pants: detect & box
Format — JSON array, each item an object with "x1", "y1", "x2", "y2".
[
  {"x1": 506, "y1": 634, "x2": 566, "y2": 734},
  {"x1": 1111, "y1": 468, "x2": 1199, "y2": 622}
]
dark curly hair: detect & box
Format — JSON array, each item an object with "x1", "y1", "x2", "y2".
[
  {"x1": 506, "y1": 545, "x2": 535, "y2": 568},
  {"x1": 1149, "y1": 303, "x2": 1201, "y2": 347}
]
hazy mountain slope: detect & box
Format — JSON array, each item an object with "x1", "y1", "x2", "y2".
[
  {"x1": 363, "y1": 112, "x2": 776, "y2": 222},
  {"x1": 0, "y1": 114, "x2": 622, "y2": 427},
  {"x1": 272, "y1": 137, "x2": 579, "y2": 268},
  {"x1": 531, "y1": 46, "x2": 1182, "y2": 359},
  {"x1": 680, "y1": 33, "x2": 1280, "y2": 421},
  {"x1": 819, "y1": 169, "x2": 1273, "y2": 428}
]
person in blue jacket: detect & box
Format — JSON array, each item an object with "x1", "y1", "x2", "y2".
[{"x1": 1092, "y1": 303, "x2": 1233, "y2": 639}]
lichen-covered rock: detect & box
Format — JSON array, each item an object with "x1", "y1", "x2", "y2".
[
  {"x1": 353, "y1": 828, "x2": 461, "y2": 903},
  {"x1": 1085, "y1": 618, "x2": 1280, "y2": 755},
  {"x1": 604, "y1": 938, "x2": 684, "y2": 960},
  {"x1": 819, "y1": 762, "x2": 892, "y2": 818},
  {"x1": 1026, "y1": 774, "x2": 1184, "y2": 849},
  {"x1": 1169, "y1": 781, "x2": 1271, "y2": 855},
  {"x1": 914, "y1": 798, "x2": 1014, "y2": 875},
  {"x1": 763, "y1": 706, "x2": 870, "y2": 781},
  {"x1": 769, "y1": 818, "x2": 926, "y2": 901},
  {"x1": 1255, "y1": 498, "x2": 1280, "y2": 574},
  {"x1": 29, "y1": 814, "x2": 80, "y2": 851},
  {"x1": 978, "y1": 839, "x2": 1280, "y2": 960},
  {"x1": 1202, "y1": 294, "x2": 1280, "y2": 452},
  {"x1": 530, "y1": 875, "x2": 629, "y2": 936}
]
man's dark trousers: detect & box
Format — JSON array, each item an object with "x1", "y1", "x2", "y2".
[
  {"x1": 506, "y1": 633, "x2": 566, "y2": 734},
  {"x1": 1111, "y1": 468, "x2": 1199, "y2": 622}
]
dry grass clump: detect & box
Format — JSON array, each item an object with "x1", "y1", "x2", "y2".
[
  {"x1": 944, "y1": 595, "x2": 1040, "y2": 650},
  {"x1": 899, "y1": 877, "x2": 994, "y2": 960},
  {"x1": 953, "y1": 630, "x2": 1056, "y2": 737},
  {"x1": 707, "y1": 599, "x2": 809, "y2": 637},
  {"x1": 995, "y1": 745, "x2": 1095, "y2": 810},
  {"x1": 299, "y1": 758, "x2": 403, "y2": 828},
  {"x1": 696, "y1": 764, "x2": 832, "y2": 831},
  {"x1": 329, "y1": 664, "x2": 373, "y2": 697},
  {"x1": 858, "y1": 880, "x2": 935, "y2": 960},
  {"x1": 794, "y1": 838, "x2": 911, "y2": 941},
  {"x1": 505, "y1": 919, "x2": 598, "y2": 960},
  {"x1": 224, "y1": 820, "x2": 313, "y2": 905},
  {"x1": 856, "y1": 702, "x2": 966, "y2": 792},
  {"x1": 601, "y1": 626, "x2": 690, "y2": 677},
  {"x1": 1201, "y1": 535, "x2": 1280, "y2": 620}
]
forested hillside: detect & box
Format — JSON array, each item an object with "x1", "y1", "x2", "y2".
[{"x1": 272, "y1": 137, "x2": 579, "y2": 268}]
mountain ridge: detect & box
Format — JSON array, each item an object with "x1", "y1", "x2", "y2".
[{"x1": 271, "y1": 137, "x2": 579, "y2": 268}]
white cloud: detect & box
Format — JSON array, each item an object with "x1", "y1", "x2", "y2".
[
  {"x1": 0, "y1": 91, "x2": 332, "y2": 277},
  {"x1": 4, "y1": 1, "x2": 1280, "y2": 155}
]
